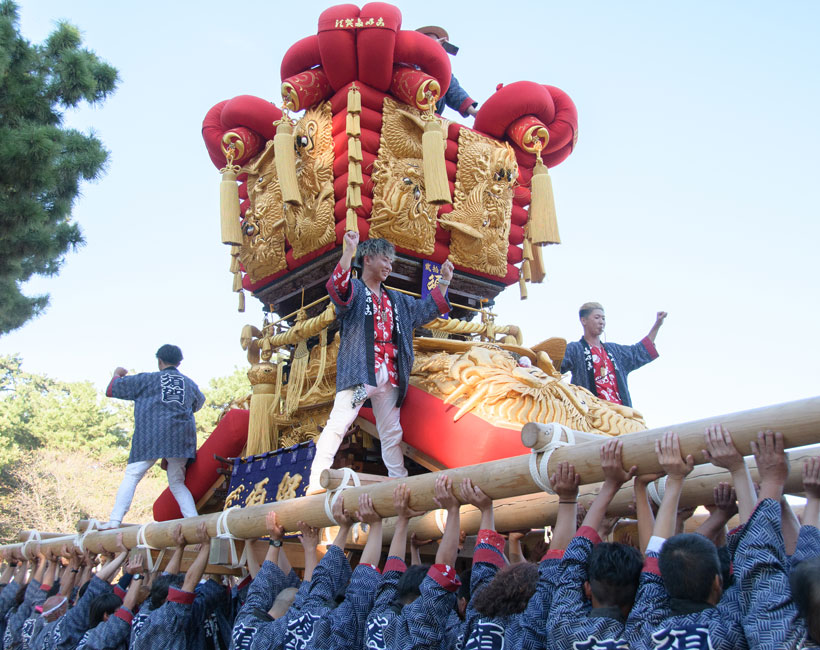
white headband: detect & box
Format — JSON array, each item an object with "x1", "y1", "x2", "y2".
[{"x1": 41, "y1": 596, "x2": 67, "y2": 617}]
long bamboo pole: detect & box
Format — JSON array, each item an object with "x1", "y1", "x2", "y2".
[
  {"x1": 523, "y1": 396, "x2": 820, "y2": 486},
  {"x1": 3, "y1": 443, "x2": 815, "y2": 558}
]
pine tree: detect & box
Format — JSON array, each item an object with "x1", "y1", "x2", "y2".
[{"x1": 0, "y1": 1, "x2": 118, "y2": 334}]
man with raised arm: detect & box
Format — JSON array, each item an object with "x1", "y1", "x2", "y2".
[
  {"x1": 103, "y1": 344, "x2": 205, "y2": 528},
  {"x1": 561, "y1": 303, "x2": 666, "y2": 407},
  {"x1": 307, "y1": 233, "x2": 452, "y2": 493}
]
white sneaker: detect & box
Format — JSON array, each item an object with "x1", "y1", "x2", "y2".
[{"x1": 97, "y1": 520, "x2": 121, "y2": 530}]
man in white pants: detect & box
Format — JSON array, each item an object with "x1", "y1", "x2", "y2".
[
  {"x1": 307, "y1": 232, "x2": 452, "y2": 493},
  {"x1": 101, "y1": 344, "x2": 205, "y2": 528}
]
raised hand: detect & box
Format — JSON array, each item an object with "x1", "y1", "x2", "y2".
[
  {"x1": 172, "y1": 523, "x2": 187, "y2": 548},
  {"x1": 803, "y1": 457, "x2": 820, "y2": 499},
  {"x1": 549, "y1": 461, "x2": 580, "y2": 500},
  {"x1": 712, "y1": 482, "x2": 739, "y2": 517},
  {"x1": 751, "y1": 430, "x2": 788, "y2": 492},
  {"x1": 410, "y1": 533, "x2": 435, "y2": 552},
  {"x1": 655, "y1": 312, "x2": 668, "y2": 325},
  {"x1": 195, "y1": 522, "x2": 210, "y2": 546},
  {"x1": 343, "y1": 230, "x2": 359, "y2": 249},
  {"x1": 702, "y1": 425, "x2": 745, "y2": 472},
  {"x1": 655, "y1": 431, "x2": 695, "y2": 480},
  {"x1": 115, "y1": 533, "x2": 128, "y2": 554},
  {"x1": 331, "y1": 495, "x2": 356, "y2": 528},
  {"x1": 433, "y1": 475, "x2": 460, "y2": 511},
  {"x1": 601, "y1": 440, "x2": 638, "y2": 486},
  {"x1": 355, "y1": 493, "x2": 381, "y2": 525},
  {"x1": 440, "y1": 259, "x2": 454, "y2": 282},
  {"x1": 126, "y1": 553, "x2": 145, "y2": 575},
  {"x1": 297, "y1": 521, "x2": 320, "y2": 550},
  {"x1": 266, "y1": 511, "x2": 285, "y2": 542},
  {"x1": 393, "y1": 484, "x2": 425, "y2": 520},
  {"x1": 114, "y1": 367, "x2": 128, "y2": 377},
  {"x1": 459, "y1": 478, "x2": 490, "y2": 511}
]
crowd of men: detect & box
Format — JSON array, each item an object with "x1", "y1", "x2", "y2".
[{"x1": 1, "y1": 427, "x2": 818, "y2": 649}]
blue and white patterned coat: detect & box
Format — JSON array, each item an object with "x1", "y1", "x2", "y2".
[
  {"x1": 326, "y1": 267, "x2": 450, "y2": 407},
  {"x1": 4, "y1": 580, "x2": 47, "y2": 650},
  {"x1": 229, "y1": 560, "x2": 293, "y2": 649},
  {"x1": 384, "y1": 565, "x2": 461, "y2": 650},
  {"x1": 107, "y1": 367, "x2": 205, "y2": 462},
  {"x1": 0, "y1": 580, "x2": 22, "y2": 646},
  {"x1": 520, "y1": 553, "x2": 563, "y2": 650},
  {"x1": 547, "y1": 528, "x2": 631, "y2": 650},
  {"x1": 38, "y1": 576, "x2": 111, "y2": 650},
  {"x1": 738, "y1": 499, "x2": 820, "y2": 649},
  {"x1": 76, "y1": 607, "x2": 133, "y2": 650},
  {"x1": 561, "y1": 337, "x2": 658, "y2": 408}
]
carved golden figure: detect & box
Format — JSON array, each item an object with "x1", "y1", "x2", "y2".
[
  {"x1": 240, "y1": 142, "x2": 287, "y2": 281},
  {"x1": 223, "y1": 484, "x2": 246, "y2": 508},
  {"x1": 287, "y1": 102, "x2": 336, "y2": 259},
  {"x1": 440, "y1": 130, "x2": 517, "y2": 278},
  {"x1": 411, "y1": 346, "x2": 646, "y2": 435},
  {"x1": 370, "y1": 98, "x2": 438, "y2": 254}
]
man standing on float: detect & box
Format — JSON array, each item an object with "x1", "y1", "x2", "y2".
[
  {"x1": 307, "y1": 231, "x2": 452, "y2": 493},
  {"x1": 561, "y1": 302, "x2": 667, "y2": 408}
]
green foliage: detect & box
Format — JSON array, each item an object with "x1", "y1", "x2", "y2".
[
  {"x1": 0, "y1": 354, "x2": 133, "y2": 471},
  {"x1": 195, "y1": 366, "x2": 251, "y2": 441},
  {"x1": 0, "y1": 1, "x2": 118, "y2": 334}
]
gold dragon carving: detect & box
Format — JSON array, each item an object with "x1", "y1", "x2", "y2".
[
  {"x1": 440, "y1": 129, "x2": 517, "y2": 278},
  {"x1": 240, "y1": 102, "x2": 335, "y2": 281},
  {"x1": 370, "y1": 98, "x2": 439, "y2": 255},
  {"x1": 411, "y1": 345, "x2": 647, "y2": 435}
]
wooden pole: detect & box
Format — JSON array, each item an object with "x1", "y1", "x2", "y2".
[
  {"x1": 319, "y1": 469, "x2": 392, "y2": 490},
  {"x1": 520, "y1": 423, "x2": 614, "y2": 448},
  {"x1": 15, "y1": 531, "x2": 69, "y2": 542},
  {"x1": 1, "y1": 398, "x2": 817, "y2": 556},
  {"x1": 523, "y1": 396, "x2": 820, "y2": 486}
]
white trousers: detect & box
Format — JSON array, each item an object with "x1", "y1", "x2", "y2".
[
  {"x1": 109, "y1": 457, "x2": 198, "y2": 523},
  {"x1": 309, "y1": 365, "x2": 407, "y2": 490}
]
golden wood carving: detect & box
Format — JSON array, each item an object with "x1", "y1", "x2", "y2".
[
  {"x1": 240, "y1": 103, "x2": 335, "y2": 280},
  {"x1": 441, "y1": 129, "x2": 517, "y2": 278},
  {"x1": 245, "y1": 478, "x2": 270, "y2": 507},
  {"x1": 288, "y1": 102, "x2": 335, "y2": 258},
  {"x1": 241, "y1": 141, "x2": 287, "y2": 281},
  {"x1": 370, "y1": 98, "x2": 438, "y2": 255},
  {"x1": 411, "y1": 346, "x2": 646, "y2": 435}
]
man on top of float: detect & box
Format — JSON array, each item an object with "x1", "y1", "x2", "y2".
[
  {"x1": 100, "y1": 344, "x2": 205, "y2": 528},
  {"x1": 416, "y1": 25, "x2": 479, "y2": 118},
  {"x1": 561, "y1": 303, "x2": 667, "y2": 408},
  {"x1": 306, "y1": 231, "x2": 453, "y2": 493}
]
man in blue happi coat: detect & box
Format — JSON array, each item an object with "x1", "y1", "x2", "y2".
[
  {"x1": 102, "y1": 344, "x2": 205, "y2": 528},
  {"x1": 561, "y1": 302, "x2": 667, "y2": 408},
  {"x1": 306, "y1": 231, "x2": 451, "y2": 493},
  {"x1": 416, "y1": 25, "x2": 480, "y2": 118}
]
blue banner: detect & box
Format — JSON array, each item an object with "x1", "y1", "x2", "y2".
[
  {"x1": 224, "y1": 442, "x2": 315, "y2": 509},
  {"x1": 421, "y1": 259, "x2": 448, "y2": 319}
]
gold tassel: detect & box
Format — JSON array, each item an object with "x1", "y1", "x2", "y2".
[
  {"x1": 519, "y1": 274, "x2": 528, "y2": 300},
  {"x1": 232, "y1": 272, "x2": 243, "y2": 292},
  {"x1": 231, "y1": 244, "x2": 241, "y2": 256},
  {"x1": 348, "y1": 161, "x2": 363, "y2": 185},
  {"x1": 230, "y1": 255, "x2": 240, "y2": 273},
  {"x1": 531, "y1": 241, "x2": 546, "y2": 283},
  {"x1": 346, "y1": 113, "x2": 360, "y2": 137},
  {"x1": 523, "y1": 238, "x2": 534, "y2": 261},
  {"x1": 529, "y1": 154, "x2": 560, "y2": 244},
  {"x1": 238, "y1": 291, "x2": 245, "y2": 312},
  {"x1": 422, "y1": 119, "x2": 452, "y2": 205},
  {"x1": 304, "y1": 328, "x2": 328, "y2": 399},
  {"x1": 346, "y1": 184, "x2": 362, "y2": 208},
  {"x1": 522, "y1": 259, "x2": 532, "y2": 282},
  {"x1": 347, "y1": 84, "x2": 362, "y2": 113},
  {"x1": 247, "y1": 378, "x2": 277, "y2": 456},
  {"x1": 346, "y1": 208, "x2": 359, "y2": 232},
  {"x1": 219, "y1": 157, "x2": 244, "y2": 246},
  {"x1": 284, "y1": 340, "x2": 309, "y2": 417},
  {"x1": 348, "y1": 137, "x2": 362, "y2": 162},
  {"x1": 273, "y1": 119, "x2": 302, "y2": 206}
]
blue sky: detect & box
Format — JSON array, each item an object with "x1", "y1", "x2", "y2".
[{"x1": 3, "y1": 1, "x2": 819, "y2": 430}]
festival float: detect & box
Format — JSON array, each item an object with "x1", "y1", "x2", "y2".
[{"x1": 4, "y1": 2, "x2": 820, "y2": 570}]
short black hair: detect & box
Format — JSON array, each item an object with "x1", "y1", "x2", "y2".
[
  {"x1": 394, "y1": 564, "x2": 430, "y2": 606},
  {"x1": 659, "y1": 533, "x2": 720, "y2": 602},
  {"x1": 790, "y1": 555, "x2": 820, "y2": 642},
  {"x1": 88, "y1": 592, "x2": 123, "y2": 629},
  {"x1": 156, "y1": 344, "x2": 183, "y2": 366},
  {"x1": 149, "y1": 573, "x2": 184, "y2": 610},
  {"x1": 355, "y1": 237, "x2": 395, "y2": 271},
  {"x1": 588, "y1": 542, "x2": 643, "y2": 609},
  {"x1": 470, "y1": 561, "x2": 539, "y2": 617}
]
